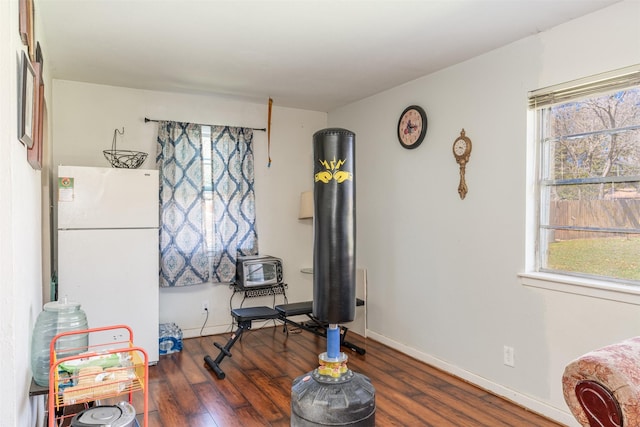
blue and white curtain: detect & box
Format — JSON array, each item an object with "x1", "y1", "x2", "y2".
[
  {"x1": 156, "y1": 121, "x2": 258, "y2": 287},
  {"x1": 157, "y1": 121, "x2": 208, "y2": 287},
  {"x1": 208, "y1": 126, "x2": 258, "y2": 282}
]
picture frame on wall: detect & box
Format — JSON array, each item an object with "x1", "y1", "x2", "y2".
[
  {"x1": 28, "y1": 61, "x2": 44, "y2": 170},
  {"x1": 19, "y1": 0, "x2": 34, "y2": 59},
  {"x1": 18, "y1": 50, "x2": 36, "y2": 148}
]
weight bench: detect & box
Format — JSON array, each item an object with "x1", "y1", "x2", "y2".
[
  {"x1": 204, "y1": 301, "x2": 366, "y2": 380},
  {"x1": 275, "y1": 299, "x2": 366, "y2": 355},
  {"x1": 204, "y1": 306, "x2": 280, "y2": 379}
]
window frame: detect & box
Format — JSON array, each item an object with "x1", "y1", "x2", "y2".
[{"x1": 521, "y1": 65, "x2": 640, "y2": 303}]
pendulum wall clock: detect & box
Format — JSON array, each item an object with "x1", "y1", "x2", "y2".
[{"x1": 452, "y1": 129, "x2": 472, "y2": 200}]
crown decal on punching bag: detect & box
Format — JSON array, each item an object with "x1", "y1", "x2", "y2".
[{"x1": 315, "y1": 157, "x2": 353, "y2": 183}]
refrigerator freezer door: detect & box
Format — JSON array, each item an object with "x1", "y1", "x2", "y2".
[
  {"x1": 58, "y1": 166, "x2": 159, "y2": 229},
  {"x1": 58, "y1": 228, "x2": 159, "y2": 363}
]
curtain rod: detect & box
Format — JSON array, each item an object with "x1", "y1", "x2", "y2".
[{"x1": 144, "y1": 117, "x2": 266, "y2": 132}]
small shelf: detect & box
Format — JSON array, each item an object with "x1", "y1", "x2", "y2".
[
  {"x1": 53, "y1": 350, "x2": 145, "y2": 407},
  {"x1": 48, "y1": 325, "x2": 148, "y2": 427}
]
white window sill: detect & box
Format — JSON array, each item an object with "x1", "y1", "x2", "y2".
[{"x1": 519, "y1": 272, "x2": 640, "y2": 305}]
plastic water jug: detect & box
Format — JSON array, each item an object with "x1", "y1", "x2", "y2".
[{"x1": 30, "y1": 300, "x2": 88, "y2": 386}]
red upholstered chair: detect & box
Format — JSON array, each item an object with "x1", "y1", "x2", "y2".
[{"x1": 562, "y1": 337, "x2": 640, "y2": 426}]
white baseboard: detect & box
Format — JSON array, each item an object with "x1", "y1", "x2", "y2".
[
  {"x1": 366, "y1": 330, "x2": 578, "y2": 427},
  {"x1": 182, "y1": 325, "x2": 229, "y2": 339}
]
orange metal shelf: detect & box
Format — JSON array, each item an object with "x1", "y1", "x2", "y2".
[{"x1": 48, "y1": 325, "x2": 148, "y2": 427}]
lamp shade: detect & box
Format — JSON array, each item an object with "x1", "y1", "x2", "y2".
[{"x1": 298, "y1": 191, "x2": 313, "y2": 219}]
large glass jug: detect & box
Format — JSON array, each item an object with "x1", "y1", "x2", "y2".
[{"x1": 30, "y1": 300, "x2": 88, "y2": 386}]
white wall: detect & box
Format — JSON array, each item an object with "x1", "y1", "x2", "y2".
[
  {"x1": 52, "y1": 81, "x2": 326, "y2": 337},
  {"x1": 328, "y1": 1, "x2": 640, "y2": 425},
  {"x1": 1, "y1": 0, "x2": 51, "y2": 425}
]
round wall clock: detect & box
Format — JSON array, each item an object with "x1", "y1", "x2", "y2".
[
  {"x1": 452, "y1": 129, "x2": 472, "y2": 162},
  {"x1": 397, "y1": 105, "x2": 427, "y2": 149}
]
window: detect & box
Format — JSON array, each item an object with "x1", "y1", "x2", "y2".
[
  {"x1": 529, "y1": 66, "x2": 640, "y2": 285},
  {"x1": 157, "y1": 121, "x2": 258, "y2": 287}
]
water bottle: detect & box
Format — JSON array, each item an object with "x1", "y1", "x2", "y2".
[{"x1": 30, "y1": 300, "x2": 88, "y2": 386}]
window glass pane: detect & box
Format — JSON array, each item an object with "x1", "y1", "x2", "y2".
[
  {"x1": 545, "y1": 195, "x2": 640, "y2": 230},
  {"x1": 546, "y1": 89, "x2": 640, "y2": 137},
  {"x1": 551, "y1": 182, "x2": 640, "y2": 202},
  {"x1": 545, "y1": 130, "x2": 640, "y2": 181},
  {"x1": 543, "y1": 90, "x2": 640, "y2": 181},
  {"x1": 544, "y1": 230, "x2": 640, "y2": 281}
]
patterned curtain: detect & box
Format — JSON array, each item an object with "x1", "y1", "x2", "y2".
[
  {"x1": 156, "y1": 121, "x2": 210, "y2": 287},
  {"x1": 208, "y1": 126, "x2": 258, "y2": 282},
  {"x1": 156, "y1": 122, "x2": 259, "y2": 287}
]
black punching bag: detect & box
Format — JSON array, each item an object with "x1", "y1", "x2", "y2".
[{"x1": 313, "y1": 128, "x2": 356, "y2": 324}]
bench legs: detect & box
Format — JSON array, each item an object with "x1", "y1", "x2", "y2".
[
  {"x1": 204, "y1": 320, "x2": 250, "y2": 379},
  {"x1": 341, "y1": 328, "x2": 366, "y2": 355},
  {"x1": 204, "y1": 304, "x2": 366, "y2": 380}
]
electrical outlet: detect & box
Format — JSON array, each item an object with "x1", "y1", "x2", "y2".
[
  {"x1": 201, "y1": 300, "x2": 209, "y2": 314},
  {"x1": 503, "y1": 345, "x2": 515, "y2": 367}
]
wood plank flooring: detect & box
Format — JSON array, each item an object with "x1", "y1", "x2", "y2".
[{"x1": 139, "y1": 324, "x2": 564, "y2": 426}]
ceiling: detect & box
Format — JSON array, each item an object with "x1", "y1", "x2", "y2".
[{"x1": 36, "y1": 0, "x2": 621, "y2": 112}]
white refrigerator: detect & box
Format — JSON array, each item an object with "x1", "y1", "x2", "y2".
[{"x1": 57, "y1": 165, "x2": 159, "y2": 363}]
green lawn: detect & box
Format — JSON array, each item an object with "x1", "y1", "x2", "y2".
[{"x1": 548, "y1": 237, "x2": 640, "y2": 281}]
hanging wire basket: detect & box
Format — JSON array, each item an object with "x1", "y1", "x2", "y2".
[{"x1": 103, "y1": 127, "x2": 148, "y2": 169}]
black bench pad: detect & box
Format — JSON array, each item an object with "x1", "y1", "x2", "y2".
[
  {"x1": 275, "y1": 301, "x2": 312, "y2": 317},
  {"x1": 275, "y1": 299, "x2": 365, "y2": 317},
  {"x1": 231, "y1": 306, "x2": 279, "y2": 322}
]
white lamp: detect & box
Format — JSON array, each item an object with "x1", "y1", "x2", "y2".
[{"x1": 298, "y1": 191, "x2": 313, "y2": 219}]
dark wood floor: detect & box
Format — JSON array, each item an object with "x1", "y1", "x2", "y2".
[{"x1": 138, "y1": 323, "x2": 563, "y2": 426}]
